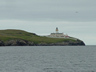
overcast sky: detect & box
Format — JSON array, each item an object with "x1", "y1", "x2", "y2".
[{"x1": 0, "y1": 0, "x2": 96, "y2": 45}]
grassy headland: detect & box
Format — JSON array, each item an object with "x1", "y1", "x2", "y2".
[{"x1": 0, "y1": 29, "x2": 85, "y2": 46}]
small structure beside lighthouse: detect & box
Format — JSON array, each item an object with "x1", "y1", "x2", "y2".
[{"x1": 47, "y1": 27, "x2": 69, "y2": 38}]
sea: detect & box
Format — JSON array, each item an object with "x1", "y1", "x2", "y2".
[{"x1": 0, "y1": 46, "x2": 96, "y2": 72}]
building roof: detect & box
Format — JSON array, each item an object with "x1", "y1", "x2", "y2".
[{"x1": 51, "y1": 33, "x2": 63, "y2": 34}]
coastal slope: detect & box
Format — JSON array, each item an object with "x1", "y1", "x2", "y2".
[{"x1": 0, "y1": 29, "x2": 85, "y2": 46}]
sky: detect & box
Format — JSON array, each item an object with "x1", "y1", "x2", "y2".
[{"x1": 0, "y1": 0, "x2": 96, "y2": 45}]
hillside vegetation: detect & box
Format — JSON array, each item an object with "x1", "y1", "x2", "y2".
[{"x1": 0, "y1": 29, "x2": 85, "y2": 46}]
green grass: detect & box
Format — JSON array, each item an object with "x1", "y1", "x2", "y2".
[{"x1": 0, "y1": 29, "x2": 77, "y2": 44}]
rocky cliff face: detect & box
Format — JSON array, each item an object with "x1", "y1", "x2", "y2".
[
  {"x1": 0, "y1": 39, "x2": 85, "y2": 46},
  {"x1": 0, "y1": 40, "x2": 34, "y2": 46},
  {"x1": 37, "y1": 39, "x2": 85, "y2": 46}
]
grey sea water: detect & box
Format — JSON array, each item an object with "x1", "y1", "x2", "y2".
[{"x1": 0, "y1": 46, "x2": 96, "y2": 72}]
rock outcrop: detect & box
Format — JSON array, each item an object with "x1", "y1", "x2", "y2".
[
  {"x1": 0, "y1": 39, "x2": 85, "y2": 46},
  {"x1": 4, "y1": 39, "x2": 34, "y2": 46},
  {"x1": 37, "y1": 39, "x2": 85, "y2": 46},
  {"x1": 0, "y1": 40, "x2": 4, "y2": 46}
]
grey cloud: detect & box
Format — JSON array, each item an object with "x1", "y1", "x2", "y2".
[{"x1": 0, "y1": 0, "x2": 96, "y2": 21}]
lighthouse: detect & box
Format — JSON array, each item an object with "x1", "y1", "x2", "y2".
[
  {"x1": 56, "y1": 27, "x2": 58, "y2": 33},
  {"x1": 47, "y1": 27, "x2": 70, "y2": 38}
]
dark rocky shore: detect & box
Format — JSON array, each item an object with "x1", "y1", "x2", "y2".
[{"x1": 0, "y1": 39, "x2": 85, "y2": 46}]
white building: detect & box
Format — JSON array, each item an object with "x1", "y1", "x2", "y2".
[{"x1": 47, "y1": 27, "x2": 69, "y2": 38}]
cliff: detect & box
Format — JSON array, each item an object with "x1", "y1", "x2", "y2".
[{"x1": 0, "y1": 29, "x2": 85, "y2": 46}]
